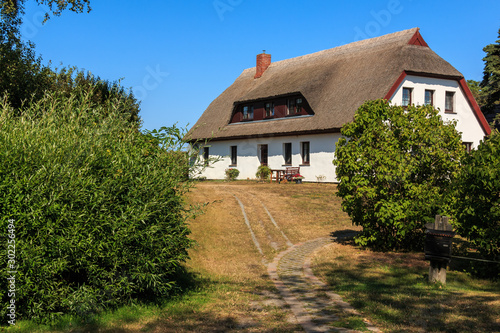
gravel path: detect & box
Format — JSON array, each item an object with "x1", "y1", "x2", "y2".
[{"x1": 268, "y1": 237, "x2": 380, "y2": 333}]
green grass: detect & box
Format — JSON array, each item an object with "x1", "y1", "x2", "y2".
[{"x1": 313, "y1": 245, "x2": 500, "y2": 333}]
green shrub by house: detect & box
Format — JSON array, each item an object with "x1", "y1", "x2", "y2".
[
  {"x1": 256, "y1": 165, "x2": 271, "y2": 181},
  {"x1": 225, "y1": 168, "x2": 239, "y2": 181},
  {"x1": 333, "y1": 100, "x2": 465, "y2": 251},
  {"x1": 0, "y1": 87, "x2": 197, "y2": 323},
  {"x1": 453, "y1": 132, "x2": 500, "y2": 264}
]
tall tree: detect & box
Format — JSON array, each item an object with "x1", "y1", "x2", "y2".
[
  {"x1": 333, "y1": 100, "x2": 465, "y2": 251},
  {"x1": 481, "y1": 28, "x2": 500, "y2": 129}
]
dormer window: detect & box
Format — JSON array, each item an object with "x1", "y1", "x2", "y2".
[
  {"x1": 287, "y1": 98, "x2": 303, "y2": 115},
  {"x1": 243, "y1": 105, "x2": 254, "y2": 120},
  {"x1": 265, "y1": 102, "x2": 274, "y2": 117},
  {"x1": 230, "y1": 95, "x2": 311, "y2": 124}
]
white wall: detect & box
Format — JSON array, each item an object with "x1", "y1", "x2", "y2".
[
  {"x1": 389, "y1": 75, "x2": 487, "y2": 148},
  {"x1": 199, "y1": 133, "x2": 341, "y2": 182}
]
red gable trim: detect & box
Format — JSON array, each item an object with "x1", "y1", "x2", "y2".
[
  {"x1": 458, "y1": 78, "x2": 492, "y2": 136},
  {"x1": 385, "y1": 72, "x2": 491, "y2": 136},
  {"x1": 408, "y1": 29, "x2": 429, "y2": 47},
  {"x1": 384, "y1": 71, "x2": 407, "y2": 100}
]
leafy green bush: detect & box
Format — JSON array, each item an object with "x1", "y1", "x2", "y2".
[
  {"x1": 452, "y1": 132, "x2": 500, "y2": 262},
  {"x1": 333, "y1": 100, "x2": 465, "y2": 251},
  {"x1": 256, "y1": 165, "x2": 271, "y2": 181},
  {"x1": 225, "y1": 168, "x2": 239, "y2": 181},
  {"x1": 0, "y1": 87, "x2": 197, "y2": 323}
]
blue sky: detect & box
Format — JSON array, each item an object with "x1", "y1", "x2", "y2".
[{"x1": 20, "y1": 0, "x2": 500, "y2": 132}]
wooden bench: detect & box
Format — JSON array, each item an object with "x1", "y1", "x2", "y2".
[{"x1": 284, "y1": 167, "x2": 300, "y2": 181}]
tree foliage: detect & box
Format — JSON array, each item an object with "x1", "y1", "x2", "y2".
[
  {"x1": 480, "y1": 28, "x2": 500, "y2": 128},
  {"x1": 333, "y1": 100, "x2": 465, "y2": 251},
  {"x1": 467, "y1": 79, "x2": 487, "y2": 108},
  {"x1": 453, "y1": 132, "x2": 500, "y2": 261}
]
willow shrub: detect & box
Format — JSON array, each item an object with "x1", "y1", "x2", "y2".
[
  {"x1": 0, "y1": 89, "x2": 197, "y2": 323},
  {"x1": 333, "y1": 100, "x2": 465, "y2": 251}
]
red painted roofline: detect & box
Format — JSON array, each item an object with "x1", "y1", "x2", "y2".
[
  {"x1": 384, "y1": 71, "x2": 407, "y2": 100},
  {"x1": 408, "y1": 28, "x2": 429, "y2": 47},
  {"x1": 458, "y1": 78, "x2": 491, "y2": 136}
]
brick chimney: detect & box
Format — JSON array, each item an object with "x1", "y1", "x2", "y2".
[{"x1": 254, "y1": 51, "x2": 271, "y2": 79}]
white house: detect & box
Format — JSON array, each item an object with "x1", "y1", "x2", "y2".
[{"x1": 187, "y1": 28, "x2": 491, "y2": 182}]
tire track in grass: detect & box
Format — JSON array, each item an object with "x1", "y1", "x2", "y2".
[
  {"x1": 226, "y1": 186, "x2": 289, "y2": 262},
  {"x1": 237, "y1": 187, "x2": 293, "y2": 249},
  {"x1": 232, "y1": 194, "x2": 267, "y2": 265},
  {"x1": 258, "y1": 198, "x2": 294, "y2": 248}
]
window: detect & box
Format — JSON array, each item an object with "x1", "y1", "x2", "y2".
[
  {"x1": 230, "y1": 146, "x2": 237, "y2": 165},
  {"x1": 283, "y1": 143, "x2": 292, "y2": 165},
  {"x1": 243, "y1": 105, "x2": 254, "y2": 120},
  {"x1": 463, "y1": 142, "x2": 472, "y2": 153},
  {"x1": 445, "y1": 91, "x2": 455, "y2": 112},
  {"x1": 265, "y1": 102, "x2": 274, "y2": 117},
  {"x1": 296, "y1": 98, "x2": 303, "y2": 113},
  {"x1": 402, "y1": 88, "x2": 412, "y2": 107},
  {"x1": 287, "y1": 99, "x2": 295, "y2": 115},
  {"x1": 203, "y1": 147, "x2": 209, "y2": 166},
  {"x1": 287, "y1": 98, "x2": 303, "y2": 115},
  {"x1": 424, "y1": 90, "x2": 434, "y2": 106},
  {"x1": 301, "y1": 142, "x2": 310, "y2": 165},
  {"x1": 259, "y1": 144, "x2": 268, "y2": 166}
]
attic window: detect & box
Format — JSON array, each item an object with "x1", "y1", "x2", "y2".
[
  {"x1": 287, "y1": 98, "x2": 303, "y2": 115},
  {"x1": 265, "y1": 102, "x2": 274, "y2": 117},
  {"x1": 402, "y1": 88, "x2": 412, "y2": 107},
  {"x1": 243, "y1": 105, "x2": 254, "y2": 120},
  {"x1": 445, "y1": 91, "x2": 455, "y2": 113},
  {"x1": 424, "y1": 90, "x2": 434, "y2": 106}
]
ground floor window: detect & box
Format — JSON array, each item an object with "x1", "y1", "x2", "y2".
[
  {"x1": 301, "y1": 141, "x2": 310, "y2": 164},
  {"x1": 203, "y1": 147, "x2": 210, "y2": 166},
  {"x1": 230, "y1": 146, "x2": 237, "y2": 166},
  {"x1": 259, "y1": 144, "x2": 268, "y2": 165},
  {"x1": 283, "y1": 142, "x2": 292, "y2": 165}
]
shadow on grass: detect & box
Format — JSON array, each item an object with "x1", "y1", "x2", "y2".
[
  {"x1": 315, "y1": 252, "x2": 500, "y2": 333},
  {"x1": 9, "y1": 267, "x2": 300, "y2": 333}
]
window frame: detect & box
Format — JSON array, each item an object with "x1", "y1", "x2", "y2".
[
  {"x1": 265, "y1": 102, "x2": 274, "y2": 118},
  {"x1": 230, "y1": 145, "x2": 237, "y2": 166},
  {"x1": 287, "y1": 98, "x2": 303, "y2": 115},
  {"x1": 402, "y1": 87, "x2": 412, "y2": 107},
  {"x1": 203, "y1": 147, "x2": 210, "y2": 166},
  {"x1": 242, "y1": 105, "x2": 254, "y2": 120},
  {"x1": 283, "y1": 142, "x2": 292, "y2": 165},
  {"x1": 445, "y1": 91, "x2": 455, "y2": 113},
  {"x1": 424, "y1": 89, "x2": 434, "y2": 106},
  {"x1": 287, "y1": 99, "x2": 295, "y2": 115},
  {"x1": 301, "y1": 141, "x2": 310, "y2": 165}
]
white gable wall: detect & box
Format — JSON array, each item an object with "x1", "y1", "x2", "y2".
[
  {"x1": 199, "y1": 133, "x2": 341, "y2": 182},
  {"x1": 389, "y1": 75, "x2": 486, "y2": 148}
]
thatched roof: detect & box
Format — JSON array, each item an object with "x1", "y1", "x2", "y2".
[{"x1": 187, "y1": 28, "x2": 463, "y2": 141}]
